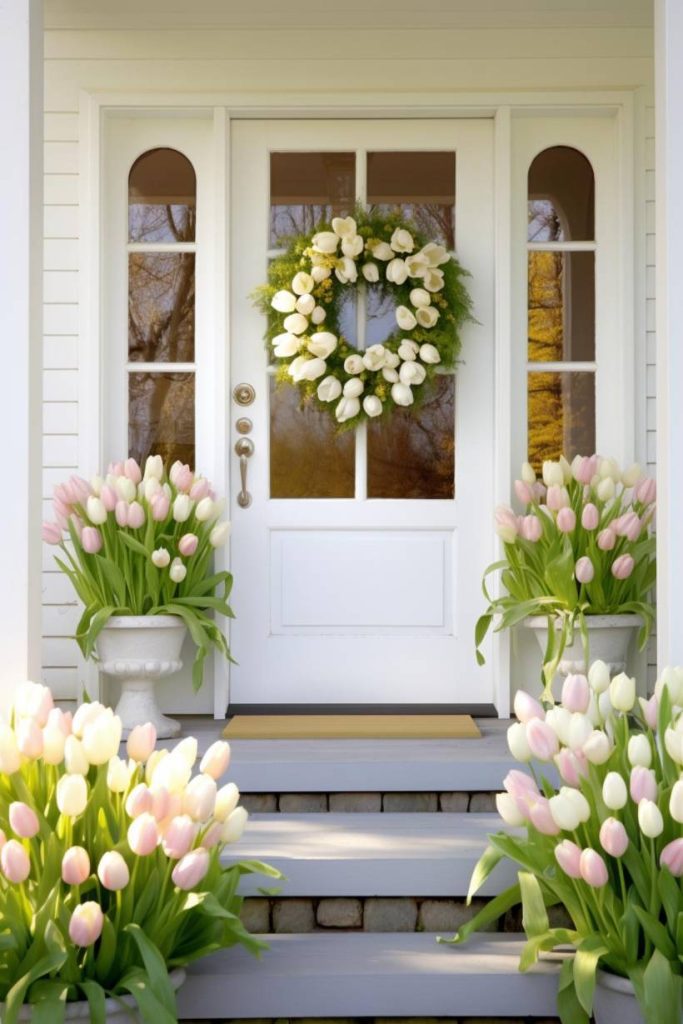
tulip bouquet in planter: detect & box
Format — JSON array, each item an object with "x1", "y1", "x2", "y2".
[
  {"x1": 476, "y1": 454, "x2": 656, "y2": 699},
  {"x1": 0, "y1": 681, "x2": 279, "y2": 1023},
  {"x1": 445, "y1": 663, "x2": 683, "y2": 1023},
  {"x1": 42, "y1": 456, "x2": 234, "y2": 692}
]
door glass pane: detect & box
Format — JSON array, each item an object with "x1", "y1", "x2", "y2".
[
  {"x1": 129, "y1": 371, "x2": 195, "y2": 468},
  {"x1": 270, "y1": 152, "x2": 355, "y2": 246},
  {"x1": 528, "y1": 370, "x2": 595, "y2": 471},
  {"x1": 270, "y1": 380, "x2": 355, "y2": 498},
  {"x1": 128, "y1": 148, "x2": 196, "y2": 243},
  {"x1": 528, "y1": 251, "x2": 595, "y2": 362},
  {"x1": 367, "y1": 151, "x2": 455, "y2": 250},
  {"x1": 527, "y1": 146, "x2": 594, "y2": 242},
  {"x1": 128, "y1": 252, "x2": 195, "y2": 362},
  {"x1": 368, "y1": 376, "x2": 455, "y2": 499}
]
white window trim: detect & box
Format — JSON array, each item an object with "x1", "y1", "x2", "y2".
[{"x1": 80, "y1": 91, "x2": 639, "y2": 718}]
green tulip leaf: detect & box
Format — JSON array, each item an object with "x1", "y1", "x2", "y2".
[
  {"x1": 116, "y1": 968, "x2": 177, "y2": 1024},
  {"x1": 642, "y1": 949, "x2": 682, "y2": 1024},
  {"x1": 78, "y1": 980, "x2": 106, "y2": 1024},
  {"x1": 573, "y1": 936, "x2": 609, "y2": 1015},
  {"x1": 557, "y1": 957, "x2": 590, "y2": 1024},
  {"x1": 124, "y1": 924, "x2": 176, "y2": 1017}
]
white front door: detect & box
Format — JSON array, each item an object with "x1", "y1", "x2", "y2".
[{"x1": 229, "y1": 119, "x2": 495, "y2": 709}]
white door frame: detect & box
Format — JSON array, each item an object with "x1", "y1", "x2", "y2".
[{"x1": 81, "y1": 90, "x2": 639, "y2": 718}]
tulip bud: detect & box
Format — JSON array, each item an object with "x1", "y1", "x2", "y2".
[
  {"x1": 542, "y1": 461, "x2": 564, "y2": 487},
  {"x1": 62, "y1": 846, "x2": 90, "y2": 885},
  {"x1": 583, "y1": 730, "x2": 611, "y2": 765},
  {"x1": 86, "y1": 496, "x2": 107, "y2": 525},
  {"x1": 125, "y1": 783, "x2": 153, "y2": 819},
  {"x1": 670, "y1": 780, "x2": 683, "y2": 823},
  {"x1": 64, "y1": 735, "x2": 89, "y2": 775},
  {"x1": 178, "y1": 533, "x2": 199, "y2": 557},
  {"x1": 16, "y1": 718, "x2": 43, "y2": 759},
  {"x1": 660, "y1": 838, "x2": 683, "y2": 877},
  {"x1": 69, "y1": 902, "x2": 104, "y2": 947},
  {"x1": 581, "y1": 503, "x2": 600, "y2": 530},
  {"x1": 627, "y1": 734, "x2": 652, "y2": 768},
  {"x1": 107, "y1": 755, "x2": 130, "y2": 793},
  {"x1": 14, "y1": 680, "x2": 54, "y2": 725},
  {"x1": 214, "y1": 783, "x2": 240, "y2": 823},
  {"x1": 609, "y1": 672, "x2": 636, "y2": 712},
  {"x1": 1, "y1": 840, "x2": 30, "y2": 883},
  {"x1": 545, "y1": 707, "x2": 572, "y2": 745},
  {"x1": 528, "y1": 797, "x2": 561, "y2": 836},
  {"x1": 9, "y1": 802, "x2": 39, "y2": 839},
  {"x1": 513, "y1": 691, "x2": 544, "y2": 724},
  {"x1": 42, "y1": 521, "x2": 63, "y2": 544},
  {"x1": 42, "y1": 722, "x2": 66, "y2": 765},
  {"x1": 630, "y1": 766, "x2": 658, "y2": 804},
  {"x1": 599, "y1": 817, "x2": 629, "y2": 858},
  {"x1": 588, "y1": 660, "x2": 611, "y2": 694},
  {"x1": 72, "y1": 701, "x2": 106, "y2": 737},
  {"x1": 151, "y1": 548, "x2": 171, "y2": 569},
  {"x1": 555, "y1": 748, "x2": 588, "y2": 786},
  {"x1": 494, "y1": 792, "x2": 524, "y2": 827},
  {"x1": 507, "y1": 722, "x2": 532, "y2": 762},
  {"x1": 169, "y1": 558, "x2": 187, "y2": 584},
  {"x1": 562, "y1": 675, "x2": 590, "y2": 714},
  {"x1": 97, "y1": 851, "x2": 130, "y2": 891},
  {"x1": 172, "y1": 847, "x2": 210, "y2": 890},
  {"x1": 221, "y1": 805, "x2": 249, "y2": 844},
  {"x1": 568, "y1": 713, "x2": 593, "y2": 752},
  {"x1": 57, "y1": 774, "x2": 88, "y2": 817},
  {"x1": 555, "y1": 839, "x2": 582, "y2": 878},
  {"x1": 126, "y1": 722, "x2": 156, "y2": 764},
  {"x1": 597, "y1": 527, "x2": 616, "y2": 550},
  {"x1": 127, "y1": 813, "x2": 159, "y2": 856},
  {"x1": 638, "y1": 799, "x2": 664, "y2": 838},
  {"x1": 639, "y1": 693, "x2": 659, "y2": 730},
  {"x1": 183, "y1": 774, "x2": 217, "y2": 823},
  {"x1": 575, "y1": 557, "x2": 594, "y2": 585},
  {"x1": 82, "y1": 709, "x2": 121, "y2": 766},
  {"x1": 526, "y1": 718, "x2": 559, "y2": 762},
  {"x1": 549, "y1": 791, "x2": 582, "y2": 832},
  {"x1": 199, "y1": 741, "x2": 231, "y2": 780},
  {"x1": 209, "y1": 522, "x2": 231, "y2": 548},
  {"x1": 580, "y1": 848, "x2": 609, "y2": 887},
  {"x1": 611, "y1": 554, "x2": 635, "y2": 580},
  {"x1": 603, "y1": 772, "x2": 628, "y2": 810},
  {"x1": 81, "y1": 527, "x2": 103, "y2": 555},
  {"x1": 173, "y1": 494, "x2": 193, "y2": 523}
]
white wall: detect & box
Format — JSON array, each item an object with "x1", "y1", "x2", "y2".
[{"x1": 40, "y1": 8, "x2": 656, "y2": 706}]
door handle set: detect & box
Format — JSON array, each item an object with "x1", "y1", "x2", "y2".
[{"x1": 233, "y1": 385, "x2": 256, "y2": 509}]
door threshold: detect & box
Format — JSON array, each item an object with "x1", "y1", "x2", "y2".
[{"x1": 226, "y1": 703, "x2": 497, "y2": 718}]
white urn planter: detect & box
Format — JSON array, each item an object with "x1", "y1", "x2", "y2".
[
  {"x1": 96, "y1": 615, "x2": 187, "y2": 739},
  {"x1": 593, "y1": 970, "x2": 645, "y2": 1024},
  {"x1": 525, "y1": 614, "x2": 642, "y2": 678},
  {"x1": 13, "y1": 969, "x2": 185, "y2": 1022}
]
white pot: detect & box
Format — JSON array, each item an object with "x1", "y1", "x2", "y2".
[
  {"x1": 96, "y1": 615, "x2": 187, "y2": 739},
  {"x1": 13, "y1": 968, "x2": 185, "y2": 1022},
  {"x1": 593, "y1": 970, "x2": 645, "y2": 1024},
  {"x1": 525, "y1": 614, "x2": 641, "y2": 677}
]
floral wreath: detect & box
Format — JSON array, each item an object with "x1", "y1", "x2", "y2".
[{"x1": 253, "y1": 207, "x2": 474, "y2": 426}]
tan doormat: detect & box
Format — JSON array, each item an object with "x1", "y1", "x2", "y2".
[{"x1": 223, "y1": 714, "x2": 480, "y2": 740}]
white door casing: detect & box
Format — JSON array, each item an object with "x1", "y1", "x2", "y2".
[{"x1": 229, "y1": 119, "x2": 495, "y2": 708}]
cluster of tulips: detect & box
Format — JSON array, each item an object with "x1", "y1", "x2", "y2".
[
  {"x1": 476, "y1": 454, "x2": 656, "y2": 695},
  {"x1": 0, "y1": 681, "x2": 278, "y2": 1020},
  {"x1": 41, "y1": 455, "x2": 235, "y2": 690},
  {"x1": 451, "y1": 662, "x2": 683, "y2": 1023}
]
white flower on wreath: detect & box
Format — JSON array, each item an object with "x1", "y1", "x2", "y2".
[
  {"x1": 405, "y1": 252, "x2": 429, "y2": 278},
  {"x1": 296, "y1": 357, "x2": 328, "y2": 382},
  {"x1": 416, "y1": 306, "x2": 440, "y2": 329},
  {"x1": 336, "y1": 396, "x2": 361, "y2": 423},
  {"x1": 419, "y1": 343, "x2": 441, "y2": 364},
  {"x1": 284, "y1": 312, "x2": 309, "y2": 335},
  {"x1": 363, "y1": 395, "x2": 383, "y2": 417},
  {"x1": 296, "y1": 294, "x2": 316, "y2": 316},
  {"x1": 307, "y1": 332, "x2": 338, "y2": 359},
  {"x1": 311, "y1": 306, "x2": 327, "y2": 325},
  {"x1": 343, "y1": 378, "x2": 364, "y2": 399},
  {"x1": 341, "y1": 235, "x2": 364, "y2": 258},
  {"x1": 369, "y1": 241, "x2": 393, "y2": 261},
  {"x1": 317, "y1": 376, "x2": 342, "y2": 402},
  {"x1": 386, "y1": 259, "x2": 409, "y2": 285},
  {"x1": 362, "y1": 344, "x2": 386, "y2": 371},
  {"x1": 332, "y1": 216, "x2": 357, "y2": 238},
  {"x1": 382, "y1": 367, "x2": 399, "y2": 383},
  {"x1": 273, "y1": 332, "x2": 301, "y2": 358},
  {"x1": 344, "y1": 354, "x2": 365, "y2": 375},
  {"x1": 288, "y1": 356, "x2": 307, "y2": 381},
  {"x1": 390, "y1": 227, "x2": 415, "y2": 253},
  {"x1": 292, "y1": 271, "x2": 314, "y2": 295},
  {"x1": 362, "y1": 263, "x2": 379, "y2": 282},
  {"x1": 311, "y1": 265, "x2": 331, "y2": 283},
  {"x1": 400, "y1": 361, "x2": 427, "y2": 387},
  {"x1": 396, "y1": 306, "x2": 417, "y2": 331},
  {"x1": 398, "y1": 339, "x2": 419, "y2": 362},
  {"x1": 335, "y1": 256, "x2": 358, "y2": 284},
  {"x1": 422, "y1": 242, "x2": 450, "y2": 267},
  {"x1": 384, "y1": 351, "x2": 400, "y2": 369},
  {"x1": 391, "y1": 382, "x2": 414, "y2": 407},
  {"x1": 423, "y1": 268, "x2": 445, "y2": 292},
  {"x1": 271, "y1": 290, "x2": 297, "y2": 313},
  {"x1": 312, "y1": 231, "x2": 339, "y2": 254},
  {"x1": 410, "y1": 288, "x2": 431, "y2": 309}
]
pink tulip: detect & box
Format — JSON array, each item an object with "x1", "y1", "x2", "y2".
[
  {"x1": 556, "y1": 507, "x2": 576, "y2": 533},
  {"x1": 599, "y1": 817, "x2": 629, "y2": 858},
  {"x1": 528, "y1": 797, "x2": 561, "y2": 836},
  {"x1": 170, "y1": 462, "x2": 194, "y2": 493},
  {"x1": 562, "y1": 674, "x2": 590, "y2": 714},
  {"x1": 127, "y1": 813, "x2": 159, "y2": 856},
  {"x1": 660, "y1": 838, "x2": 683, "y2": 877},
  {"x1": 555, "y1": 748, "x2": 588, "y2": 787},
  {"x1": 580, "y1": 848, "x2": 609, "y2": 887},
  {"x1": 581, "y1": 503, "x2": 599, "y2": 530},
  {"x1": 547, "y1": 485, "x2": 569, "y2": 511},
  {"x1": 555, "y1": 839, "x2": 583, "y2": 878},
  {"x1": 513, "y1": 691, "x2": 544, "y2": 724},
  {"x1": 503, "y1": 770, "x2": 539, "y2": 817},
  {"x1": 53, "y1": 496, "x2": 70, "y2": 526},
  {"x1": 640, "y1": 693, "x2": 659, "y2": 730},
  {"x1": 171, "y1": 847, "x2": 210, "y2": 890},
  {"x1": 190, "y1": 478, "x2": 211, "y2": 502},
  {"x1": 514, "y1": 480, "x2": 534, "y2": 506},
  {"x1": 178, "y1": 533, "x2": 199, "y2": 557},
  {"x1": 16, "y1": 719, "x2": 43, "y2": 759},
  {"x1": 635, "y1": 477, "x2": 656, "y2": 504},
  {"x1": 69, "y1": 902, "x2": 103, "y2": 947},
  {"x1": 494, "y1": 506, "x2": 518, "y2": 535},
  {"x1": 199, "y1": 741, "x2": 231, "y2": 780},
  {"x1": 574, "y1": 455, "x2": 599, "y2": 485},
  {"x1": 100, "y1": 484, "x2": 117, "y2": 511},
  {"x1": 612, "y1": 554, "x2": 635, "y2": 580},
  {"x1": 127, "y1": 723, "x2": 157, "y2": 763},
  {"x1": 127, "y1": 501, "x2": 145, "y2": 529},
  {"x1": 630, "y1": 766, "x2": 658, "y2": 804},
  {"x1": 107, "y1": 461, "x2": 125, "y2": 477},
  {"x1": 42, "y1": 522, "x2": 62, "y2": 545},
  {"x1": 526, "y1": 718, "x2": 559, "y2": 762},
  {"x1": 201, "y1": 822, "x2": 224, "y2": 849},
  {"x1": 150, "y1": 786, "x2": 172, "y2": 822},
  {"x1": 1, "y1": 840, "x2": 30, "y2": 883},
  {"x1": 519, "y1": 515, "x2": 542, "y2": 542},
  {"x1": 615, "y1": 512, "x2": 641, "y2": 542},
  {"x1": 162, "y1": 815, "x2": 197, "y2": 859},
  {"x1": 125, "y1": 783, "x2": 154, "y2": 819},
  {"x1": 9, "y1": 802, "x2": 39, "y2": 839},
  {"x1": 150, "y1": 492, "x2": 170, "y2": 521},
  {"x1": 97, "y1": 851, "x2": 130, "y2": 891},
  {"x1": 68, "y1": 476, "x2": 91, "y2": 504},
  {"x1": 0, "y1": 829, "x2": 6, "y2": 850},
  {"x1": 575, "y1": 557, "x2": 594, "y2": 585},
  {"x1": 62, "y1": 846, "x2": 90, "y2": 885},
  {"x1": 115, "y1": 501, "x2": 129, "y2": 527},
  {"x1": 81, "y1": 527, "x2": 102, "y2": 555},
  {"x1": 124, "y1": 458, "x2": 142, "y2": 484},
  {"x1": 597, "y1": 528, "x2": 616, "y2": 551}
]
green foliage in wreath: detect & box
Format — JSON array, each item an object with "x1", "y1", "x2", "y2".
[{"x1": 252, "y1": 205, "x2": 474, "y2": 427}]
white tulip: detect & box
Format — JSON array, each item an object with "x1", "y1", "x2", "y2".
[
  {"x1": 143, "y1": 477, "x2": 161, "y2": 501},
  {"x1": 588, "y1": 660, "x2": 611, "y2": 694},
  {"x1": 115, "y1": 477, "x2": 136, "y2": 503},
  {"x1": 287, "y1": 356, "x2": 307, "y2": 381},
  {"x1": 335, "y1": 396, "x2": 361, "y2": 423},
  {"x1": 299, "y1": 358, "x2": 327, "y2": 382},
  {"x1": 563, "y1": 787, "x2": 591, "y2": 823},
  {"x1": 549, "y1": 791, "x2": 582, "y2": 831},
  {"x1": 603, "y1": 771, "x2": 628, "y2": 810},
  {"x1": 343, "y1": 378, "x2": 364, "y2": 399},
  {"x1": 597, "y1": 477, "x2": 616, "y2": 501},
  {"x1": 382, "y1": 368, "x2": 399, "y2": 383},
  {"x1": 151, "y1": 548, "x2": 171, "y2": 568},
  {"x1": 362, "y1": 344, "x2": 386, "y2": 371},
  {"x1": 331, "y1": 216, "x2": 356, "y2": 238},
  {"x1": 151, "y1": 754, "x2": 192, "y2": 795},
  {"x1": 410, "y1": 288, "x2": 431, "y2": 308},
  {"x1": 271, "y1": 290, "x2": 297, "y2": 313},
  {"x1": 416, "y1": 306, "x2": 440, "y2": 329},
  {"x1": 610, "y1": 673, "x2": 636, "y2": 712},
  {"x1": 399, "y1": 361, "x2": 426, "y2": 387},
  {"x1": 273, "y1": 332, "x2": 301, "y2": 358},
  {"x1": 664, "y1": 727, "x2": 683, "y2": 764},
  {"x1": 506, "y1": 722, "x2": 531, "y2": 762},
  {"x1": 344, "y1": 354, "x2": 364, "y2": 375},
  {"x1": 90, "y1": 475, "x2": 104, "y2": 495},
  {"x1": 670, "y1": 780, "x2": 683, "y2": 823},
  {"x1": 42, "y1": 722, "x2": 66, "y2": 765},
  {"x1": 307, "y1": 332, "x2": 338, "y2": 359},
  {"x1": 657, "y1": 666, "x2": 683, "y2": 706},
  {"x1": 341, "y1": 234, "x2": 364, "y2": 258},
  {"x1": 423, "y1": 267, "x2": 445, "y2": 291},
  {"x1": 335, "y1": 257, "x2": 358, "y2": 284},
  {"x1": 183, "y1": 774, "x2": 217, "y2": 823},
  {"x1": 0, "y1": 724, "x2": 20, "y2": 775},
  {"x1": 386, "y1": 258, "x2": 409, "y2": 285},
  {"x1": 622, "y1": 462, "x2": 642, "y2": 487},
  {"x1": 398, "y1": 340, "x2": 419, "y2": 362},
  {"x1": 599, "y1": 457, "x2": 621, "y2": 481},
  {"x1": 363, "y1": 395, "x2": 382, "y2": 418},
  {"x1": 638, "y1": 799, "x2": 664, "y2": 838},
  {"x1": 311, "y1": 306, "x2": 327, "y2": 325},
  {"x1": 317, "y1": 376, "x2": 342, "y2": 403},
  {"x1": 568, "y1": 713, "x2": 593, "y2": 752},
  {"x1": 72, "y1": 701, "x2": 106, "y2": 738},
  {"x1": 545, "y1": 707, "x2": 572, "y2": 745},
  {"x1": 405, "y1": 253, "x2": 429, "y2": 278},
  {"x1": 369, "y1": 241, "x2": 394, "y2": 261},
  {"x1": 391, "y1": 382, "x2": 414, "y2": 407},
  {"x1": 419, "y1": 343, "x2": 441, "y2": 365},
  {"x1": 283, "y1": 312, "x2": 309, "y2": 336},
  {"x1": 311, "y1": 265, "x2": 331, "y2": 283},
  {"x1": 296, "y1": 293, "x2": 316, "y2": 316},
  {"x1": 542, "y1": 461, "x2": 564, "y2": 487},
  {"x1": 82, "y1": 709, "x2": 122, "y2": 766},
  {"x1": 291, "y1": 271, "x2": 314, "y2": 295},
  {"x1": 170, "y1": 557, "x2": 187, "y2": 582},
  {"x1": 64, "y1": 735, "x2": 89, "y2": 775},
  {"x1": 209, "y1": 522, "x2": 231, "y2": 548},
  {"x1": 583, "y1": 730, "x2": 611, "y2": 765},
  {"x1": 521, "y1": 462, "x2": 536, "y2": 485},
  {"x1": 362, "y1": 263, "x2": 379, "y2": 283},
  {"x1": 422, "y1": 242, "x2": 450, "y2": 267},
  {"x1": 311, "y1": 231, "x2": 339, "y2": 254},
  {"x1": 221, "y1": 806, "x2": 249, "y2": 844},
  {"x1": 384, "y1": 351, "x2": 400, "y2": 369},
  {"x1": 173, "y1": 494, "x2": 193, "y2": 523},
  {"x1": 214, "y1": 782, "x2": 241, "y2": 822},
  {"x1": 195, "y1": 497, "x2": 217, "y2": 522},
  {"x1": 496, "y1": 793, "x2": 525, "y2": 827},
  {"x1": 144, "y1": 455, "x2": 163, "y2": 481},
  {"x1": 173, "y1": 736, "x2": 198, "y2": 769},
  {"x1": 559, "y1": 455, "x2": 573, "y2": 483},
  {"x1": 57, "y1": 774, "x2": 88, "y2": 817},
  {"x1": 390, "y1": 227, "x2": 414, "y2": 253},
  {"x1": 628, "y1": 734, "x2": 652, "y2": 767},
  {"x1": 86, "y1": 496, "x2": 107, "y2": 525},
  {"x1": 107, "y1": 755, "x2": 130, "y2": 794},
  {"x1": 598, "y1": 690, "x2": 614, "y2": 723}
]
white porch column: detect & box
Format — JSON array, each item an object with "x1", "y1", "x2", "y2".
[{"x1": 0, "y1": 0, "x2": 43, "y2": 713}]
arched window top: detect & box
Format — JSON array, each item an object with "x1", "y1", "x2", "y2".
[
  {"x1": 128, "y1": 147, "x2": 196, "y2": 243},
  {"x1": 527, "y1": 146, "x2": 594, "y2": 243}
]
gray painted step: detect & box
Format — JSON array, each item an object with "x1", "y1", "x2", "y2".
[
  {"x1": 227, "y1": 813, "x2": 517, "y2": 896},
  {"x1": 177, "y1": 932, "x2": 559, "y2": 1019}
]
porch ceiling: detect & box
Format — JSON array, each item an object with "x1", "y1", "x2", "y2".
[{"x1": 45, "y1": 0, "x2": 653, "y2": 31}]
